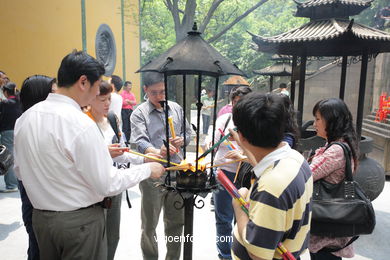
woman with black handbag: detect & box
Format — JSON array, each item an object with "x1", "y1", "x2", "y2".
[{"x1": 308, "y1": 98, "x2": 359, "y2": 260}]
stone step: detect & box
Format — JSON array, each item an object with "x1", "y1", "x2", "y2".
[
  {"x1": 365, "y1": 115, "x2": 390, "y2": 125},
  {"x1": 362, "y1": 123, "x2": 390, "y2": 137},
  {"x1": 363, "y1": 118, "x2": 390, "y2": 131},
  {"x1": 362, "y1": 127, "x2": 390, "y2": 139},
  {"x1": 368, "y1": 110, "x2": 390, "y2": 119}
]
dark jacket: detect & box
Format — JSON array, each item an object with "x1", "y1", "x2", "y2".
[{"x1": 0, "y1": 96, "x2": 22, "y2": 132}]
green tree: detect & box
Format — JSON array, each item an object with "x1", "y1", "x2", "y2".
[{"x1": 140, "y1": 0, "x2": 306, "y2": 77}]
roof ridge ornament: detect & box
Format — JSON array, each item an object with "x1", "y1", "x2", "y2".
[
  {"x1": 188, "y1": 22, "x2": 201, "y2": 36},
  {"x1": 347, "y1": 19, "x2": 355, "y2": 31},
  {"x1": 332, "y1": 18, "x2": 346, "y2": 33}
]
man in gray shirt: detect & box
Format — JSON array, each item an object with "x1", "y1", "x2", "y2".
[{"x1": 131, "y1": 72, "x2": 192, "y2": 260}]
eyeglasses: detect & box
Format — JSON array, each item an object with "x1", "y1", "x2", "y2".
[{"x1": 149, "y1": 90, "x2": 165, "y2": 96}]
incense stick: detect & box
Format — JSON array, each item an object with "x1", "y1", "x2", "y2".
[
  {"x1": 206, "y1": 158, "x2": 245, "y2": 169},
  {"x1": 234, "y1": 161, "x2": 243, "y2": 183},
  {"x1": 126, "y1": 149, "x2": 179, "y2": 166},
  {"x1": 165, "y1": 164, "x2": 192, "y2": 171}
]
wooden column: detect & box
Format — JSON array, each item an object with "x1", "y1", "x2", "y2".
[
  {"x1": 297, "y1": 54, "x2": 307, "y2": 128},
  {"x1": 356, "y1": 51, "x2": 369, "y2": 139},
  {"x1": 290, "y1": 56, "x2": 297, "y2": 106},
  {"x1": 339, "y1": 55, "x2": 348, "y2": 100},
  {"x1": 269, "y1": 75, "x2": 274, "y2": 92}
]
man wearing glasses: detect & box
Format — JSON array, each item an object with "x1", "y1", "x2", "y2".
[{"x1": 130, "y1": 72, "x2": 192, "y2": 260}]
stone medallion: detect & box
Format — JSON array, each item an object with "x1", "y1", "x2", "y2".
[{"x1": 95, "y1": 24, "x2": 116, "y2": 76}]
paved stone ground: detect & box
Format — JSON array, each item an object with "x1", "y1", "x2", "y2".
[{"x1": 1, "y1": 163, "x2": 389, "y2": 259}]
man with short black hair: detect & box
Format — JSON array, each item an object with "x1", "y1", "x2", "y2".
[
  {"x1": 121, "y1": 80, "x2": 137, "y2": 143},
  {"x1": 14, "y1": 51, "x2": 165, "y2": 260},
  {"x1": 131, "y1": 71, "x2": 192, "y2": 260},
  {"x1": 109, "y1": 74, "x2": 123, "y2": 128},
  {"x1": 229, "y1": 92, "x2": 312, "y2": 260},
  {"x1": 278, "y1": 82, "x2": 289, "y2": 97}
]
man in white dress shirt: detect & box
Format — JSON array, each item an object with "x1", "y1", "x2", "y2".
[
  {"x1": 14, "y1": 50, "x2": 165, "y2": 260},
  {"x1": 109, "y1": 75, "x2": 123, "y2": 127}
]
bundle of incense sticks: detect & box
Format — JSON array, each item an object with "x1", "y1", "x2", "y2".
[
  {"x1": 197, "y1": 131, "x2": 233, "y2": 160},
  {"x1": 126, "y1": 149, "x2": 180, "y2": 166},
  {"x1": 218, "y1": 128, "x2": 236, "y2": 151},
  {"x1": 216, "y1": 169, "x2": 296, "y2": 260}
]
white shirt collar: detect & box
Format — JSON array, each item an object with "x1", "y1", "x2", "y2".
[
  {"x1": 252, "y1": 142, "x2": 292, "y2": 178},
  {"x1": 47, "y1": 93, "x2": 82, "y2": 111}
]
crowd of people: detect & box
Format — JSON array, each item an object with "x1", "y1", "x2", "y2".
[{"x1": 0, "y1": 50, "x2": 364, "y2": 260}]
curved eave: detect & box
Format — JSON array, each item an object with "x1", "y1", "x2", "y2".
[
  {"x1": 251, "y1": 19, "x2": 390, "y2": 56},
  {"x1": 253, "y1": 63, "x2": 292, "y2": 76},
  {"x1": 294, "y1": 0, "x2": 373, "y2": 8}
]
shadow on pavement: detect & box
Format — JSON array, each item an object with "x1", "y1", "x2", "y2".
[
  {"x1": 354, "y1": 210, "x2": 390, "y2": 259},
  {"x1": 0, "y1": 221, "x2": 23, "y2": 241}
]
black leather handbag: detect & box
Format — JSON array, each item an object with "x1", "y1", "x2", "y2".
[
  {"x1": 0, "y1": 145, "x2": 13, "y2": 176},
  {"x1": 234, "y1": 162, "x2": 254, "y2": 189},
  {"x1": 310, "y1": 142, "x2": 376, "y2": 238}
]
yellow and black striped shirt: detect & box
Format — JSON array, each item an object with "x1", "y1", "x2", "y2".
[{"x1": 232, "y1": 146, "x2": 312, "y2": 260}]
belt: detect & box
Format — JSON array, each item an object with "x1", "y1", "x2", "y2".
[{"x1": 38, "y1": 202, "x2": 102, "y2": 213}]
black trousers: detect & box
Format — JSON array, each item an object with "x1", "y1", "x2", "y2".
[
  {"x1": 121, "y1": 108, "x2": 133, "y2": 143},
  {"x1": 19, "y1": 181, "x2": 40, "y2": 260},
  {"x1": 310, "y1": 251, "x2": 342, "y2": 260}
]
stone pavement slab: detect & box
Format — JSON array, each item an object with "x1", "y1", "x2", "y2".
[{"x1": 1, "y1": 176, "x2": 389, "y2": 259}]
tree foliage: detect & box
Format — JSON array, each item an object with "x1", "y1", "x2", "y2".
[
  {"x1": 354, "y1": 0, "x2": 389, "y2": 26},
  {"x1": 140, "y1": 0, "x2": 307, "y2": 79}
]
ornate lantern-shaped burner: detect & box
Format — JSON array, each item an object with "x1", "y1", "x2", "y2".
[{"x1": 137, "y1": 23, "x2": 245, "y2": 260}]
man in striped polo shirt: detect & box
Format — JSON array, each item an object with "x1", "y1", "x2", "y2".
[{"x1": 229, "y1": 93, "x2": 313, "y2": 260}]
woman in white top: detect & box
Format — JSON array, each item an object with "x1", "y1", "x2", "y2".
[
  {"x1": 204, "y1": 86, "x2": 252, "y2": 260},
  {"x1": 87, "y1": 80, "x2": 161, "y2": 260}
]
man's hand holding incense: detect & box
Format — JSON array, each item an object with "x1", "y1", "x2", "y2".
[
  {"x1": 228, "y1": 128, "x2": 257, "y2": 166},
  {"x1": 232, "y1": 187, "x2": 250, "y2": 236},
  {"x1": 160, "y1": 142, "x2": 177, "y2": 157},
  {"x1": 170, "y1": 136, "x2": 184, "y2": 149},
  {"x1": 148, "y1": 162, "x2": 166, "y2": 179},
  {"x1": 108, "y1": 144, "x2": 128, "y2": 158},
  {"x1": 224, "y1": 150, "x2": 246, "y2": 161}
]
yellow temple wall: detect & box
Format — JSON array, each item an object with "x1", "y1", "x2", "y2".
[{"x1": 0, "y1": 0, "x2": 141, "y2": 98}]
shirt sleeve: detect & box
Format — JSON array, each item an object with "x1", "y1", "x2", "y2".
[
  {"x1": 130, "y1": 93, "x2": 137, "y2": 105},
  {"x1": 130, "y1": 108, "x2": 153, "y2": 153},
  {"x1": 113, "y1": 152, "x2": 144, "y2": 165},
  {"x1": 310, "y1": 144, "x2": 345, "y2": 181},
  {"x1": 71, "y1": 125, "x2": 150, "y2": 197}
]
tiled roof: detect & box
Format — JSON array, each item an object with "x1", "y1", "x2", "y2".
[
  {"x1": 253, "y1": 63, "x2": 293, "y2": 76},
  {"x1": 271, "y1": 54, "x2": 292, "y2": 61},
  {"x1": 222, "y1": 75, "x2": 250, "y2": 86},
  {"x1": 253, "y1": 19, "x2": 390, "y2": 43},
  {"x1": 251, "y1": 19, "x2": 390, "y2": 56},
  {"x1": 253, "y1": 62, "x2": 315, "y2": 76},
  {"x1": 295, "y1": 0, "x2": 373, "y2": 8},
  {"x1": 294, "y1": 0, "x2": 373, "y2": 18}
]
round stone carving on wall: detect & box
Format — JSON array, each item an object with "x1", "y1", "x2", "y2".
[{"x1": 95, "y1": 24, "x2": 116, "y2": 76}]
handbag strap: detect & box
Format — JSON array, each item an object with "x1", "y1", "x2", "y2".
[
  {"x1": 320, "y1": 236, "x2": 359, "y2": 253},
  {"x1": 107, "y1": 113, "x2": 132, "y2": 209},
  {"x1": 107, "y1": 112, "x2": 121, "y2": 142},
  {"x1": 325, "y1": 142, "x2": 353, "y2": 182},
  {"x1": 214, "y1": 114, "x2": 232, "y2": 153}
]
